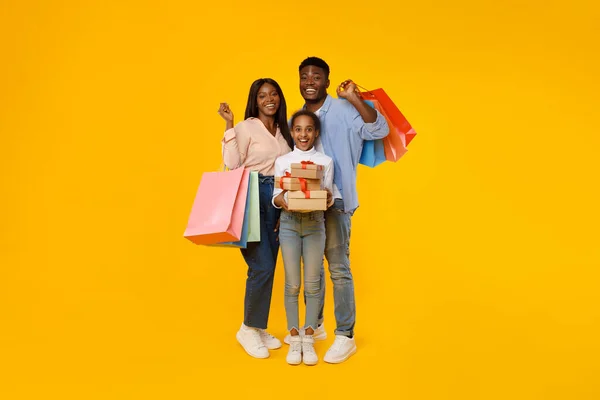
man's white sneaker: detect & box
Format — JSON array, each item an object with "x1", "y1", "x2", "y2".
[
  {"x1": 283, "y1": 324, "x2": 327, "y2": 345},
  {"x1": 301, "y1": 335, "x2": 318, "y2": 366},
  {"x1": 236, "y1": 324, "x2": 269, "y2": 359},
  {"x1": 323, "y1": 335, "x2": 356, "y2": 364},
  {"x1": 258, "y1": 329, "x2": 282, "y2": 350},
  {"x1": 286, "y1": 335, "x2": 302, "y2": 365}
]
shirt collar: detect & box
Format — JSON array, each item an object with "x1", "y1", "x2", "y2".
[
  {"x1": 292, "y1": 146, "x2": 317, "y2": 156},
  {"x1": 321, "y1": 94, "x2": 333, "y2": 113},
  {"x1": 303, "y1": 94, "x2": 333, "y2": 114}
]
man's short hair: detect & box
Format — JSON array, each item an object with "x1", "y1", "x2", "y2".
[{"x1": 299, "y1": 57, "x2": 330, "y2": 78}]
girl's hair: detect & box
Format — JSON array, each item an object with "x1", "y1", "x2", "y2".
[
  {"x1": 244, "y1": 78, "x2": 293, "y2": 149},
  {"x1": 289, "y1": 109, "x2": 321, "y2": 133}
]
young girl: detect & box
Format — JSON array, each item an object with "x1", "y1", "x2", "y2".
[{"x1": 272, "y1": 110, "x2": 334, "y2": 365}]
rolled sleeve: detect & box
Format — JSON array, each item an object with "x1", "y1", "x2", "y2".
[
  {"x1": 356, "y1": 109, "x2": 389, "y2": 140},
  {"x1": 222, "y1": 124, "x2": 249, "y2": 170}
]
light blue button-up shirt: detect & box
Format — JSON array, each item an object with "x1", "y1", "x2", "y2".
[{"x1": 311, "y1": 94, "x2": 389, "y2": 214}]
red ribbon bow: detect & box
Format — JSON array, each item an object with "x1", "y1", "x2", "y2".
[
  {"x1": 279, "y1": 171, "x2": 307, "y2": 192},
  {"x1": 279, "y1": 171, "x2": 291, "y2": 189},
  {"x1": 300, "y1": 161, "x2": 314, "y2": 169}
]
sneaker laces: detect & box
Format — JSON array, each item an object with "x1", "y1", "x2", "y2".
[
  {"x1": 259, "y1": 329, "x2": 276, "y2": 341},
  {"x1": 330, "y1": 336, "x2": 348, "y2": 352},
  {"x1": 249, "y1": 329, "x2": 266, "y2": 349},
  {"x1": 290, "y1": 338, "x2": 302, "y2": 353},
  {"x1": 302, "y1": 340, "x2": 316, "y2": 354}
]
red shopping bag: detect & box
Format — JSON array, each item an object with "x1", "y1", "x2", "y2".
[
  {"x1": 369, "y1": 98, "x2": 408, "y2": 162},
  {"x1": 359, "y1": 87, "x2": 416, "y2": 161},
  {"x1": 184, "y1": 168, "x2": 250, "y2": 245}
]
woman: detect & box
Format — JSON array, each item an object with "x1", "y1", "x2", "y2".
[{"x1": 219, "y1": 78, "x2": 293, "y2": 359}]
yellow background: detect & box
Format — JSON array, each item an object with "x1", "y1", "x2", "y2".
[{"x1": 1, "y1": 0, "x2": 599, "y2": 398}]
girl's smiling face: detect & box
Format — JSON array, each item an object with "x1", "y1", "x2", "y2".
[{"x1": 291, "y1": 115, "x2": 319, "y2": 151}]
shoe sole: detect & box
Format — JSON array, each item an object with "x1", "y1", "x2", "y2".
[
  {"x1": 324, "y1": 345, "x2": 357, "y2": 364},
  {"x1": 236, "y1": 332, "x2": 269, "y2": 359},
  {"x1": 287, "y1": 359, "x2": 302, "y2": 365},
  {"x1": 283, "y1": 331, "x2": 327, "y2": 345},
  {"x1": 303, "y1": 359, "x2": 318, "y2": 366}
]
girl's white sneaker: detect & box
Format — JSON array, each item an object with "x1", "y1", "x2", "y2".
[
  {"x1": 286, "y1": 335, "x2": 302, "y2": 365},
  {"x1": 302, "y1": 335, "x2": 318, "y2": 366}
]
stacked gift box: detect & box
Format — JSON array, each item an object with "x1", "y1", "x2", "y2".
[{"x1": 276, "y1": 162, "x2": 327, "y2": 211}]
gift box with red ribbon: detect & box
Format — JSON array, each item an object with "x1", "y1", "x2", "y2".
[
  {"x1": 290, "y1": 161, "x2": 324, "y2": 180},
  {"x1": 287, "y1": 190, "x2": 328, "y2": 211},
  {"x1": 276, "y1": 175, "x2": 321, "y2": 191}
]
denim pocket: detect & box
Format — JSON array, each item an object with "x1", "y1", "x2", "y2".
[{"x1": 332, "y1": 206, "x2": 346, "y2": 216}]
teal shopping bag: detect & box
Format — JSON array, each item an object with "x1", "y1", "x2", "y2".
[
  {"x1": 246, "y1": 171, "x2": 261, "y2": 243},
  {"x1": 359, "y1": 139, "x2": 386, "y2": 168},
  {"x1": 358, "y1": 100, "x2": 386, "y2": 168}
]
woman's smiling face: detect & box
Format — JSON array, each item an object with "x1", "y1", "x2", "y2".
[{"x1": 256, "y1": 83, "x2": 280, "y2": 118}]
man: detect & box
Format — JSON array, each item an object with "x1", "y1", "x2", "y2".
[{"x1": 284, "y1": 57, "x2": 389, "y2": 363}]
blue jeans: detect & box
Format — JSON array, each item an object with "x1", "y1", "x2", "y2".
[
  {"x1": 279, "y1": 210, "x2": 326, "y2": 332},
  {"x1": 318, "y1": 198, "x2": 355, "y2": 337},
  {"x1": 240, "y1": 175, "x2": 280, "y2": 329}
]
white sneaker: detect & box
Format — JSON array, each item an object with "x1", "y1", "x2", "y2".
[
  {"x1": 236, "y1": 324, "x2": 269, "y2": 359},
  {"x1": 284, "y1": 323, "x2": 327, "y2": 345},
  {"x1": 323, "y1": 335, "x2": 356, "y2": 364},
  {"x1": 301, "y1": 335, "x2": 318, "y2": 366},
  {"x1": 286, "y1": 335, "x2": 302, "y2": 365},
  {"x1": 258, "y1": 329, "x2": 282, "y2": 350}
]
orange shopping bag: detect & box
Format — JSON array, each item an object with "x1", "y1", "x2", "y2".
[
  {"x1": 184, "y1": 167, "x2": 250, "y2": 245},
  {"x1": 369, "y1": 98, "x2": 408, "y2": 161},
  {"x1": 359, "y1": 87, "x2": 416, "y2": 162}
]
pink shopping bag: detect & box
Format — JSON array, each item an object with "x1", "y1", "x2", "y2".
[{"x1": 184, "y1": 168, "x2": 250, "y2": 245}]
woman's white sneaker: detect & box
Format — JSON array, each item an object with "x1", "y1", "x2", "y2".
[
  {"x1": 286, "y1": 335, "x2": 302, "y2": 365},
  {"x1": 236, "y1": 324, "x2": 269, "y2": 359},
  {"x1": 323, "y1": 335, "x2": 356, "y2": 364},
  {"x1": 301, "y1": 335, "x2": 318, "y2": 366},
  {"x1": 258, "y1": 329, "x2": 282, "y2": 350}
]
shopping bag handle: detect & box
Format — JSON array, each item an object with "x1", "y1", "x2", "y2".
[
  {"x1": 219, "y1": 139, "x2": 229, "y2": 172},
  {"x1": 340, "y1": 80, "x2": 372, "y2": 93},
  {"x1": 353, "y1": 82, "x2": 381, "y2": 99},
  {"x1": 354, "y1": 83, "x2": 372, "y2": 93}
]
